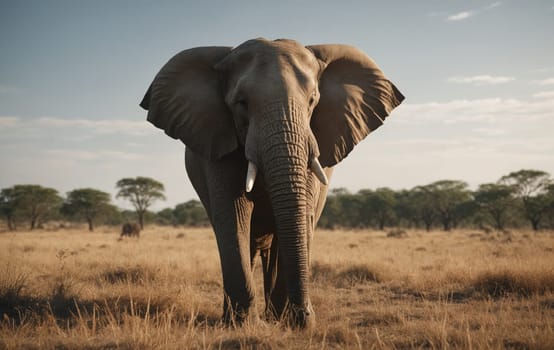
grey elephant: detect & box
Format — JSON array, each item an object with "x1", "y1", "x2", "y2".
[
  {"x1": 141, "y1": 38, "x2": 403, "y2": 327},
  {"x1": 120, "y1": 222, "x2": 140, "y2": 237}
]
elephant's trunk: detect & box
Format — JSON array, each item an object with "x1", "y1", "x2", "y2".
[{"x1": 254, "y1": 101, "x2": 314, "y2": 326}]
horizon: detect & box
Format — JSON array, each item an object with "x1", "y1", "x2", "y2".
[{"x1": 1, "y1": 1, "x2": 553, "y2": 210}]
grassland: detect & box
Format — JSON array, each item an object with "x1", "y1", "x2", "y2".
[{"x1": 1, "y1": 226, "x2": 553, "y2": 349}]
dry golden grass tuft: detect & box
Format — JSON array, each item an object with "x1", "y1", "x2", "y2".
[
  {"x1": 473, "y1": 268, "x2": 554, "y2": 298},
  {"x1": 0, "y1": 226, "x2": 553, "y2": 349}
]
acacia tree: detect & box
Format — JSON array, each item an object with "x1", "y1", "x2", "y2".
[
  {"x1": 116, "y1": 177, "x2": 165, "y2": 229},
  {"x1": 318, "y1": 192, "x2": 342, "y2": 229},
  {"x1": 62, "y1": 188, "x2": 114, "y2": 231},
  {"x1": 500, "y1": 169, "x2": 552, "y2": 230},
  {"x1": 474, "y1": 183, "x2": 515, "y2": 230},
  {"x1": 425, "y1": 180, "x2": 472, "y2": 231},
  {"x1": 360, "y1": 188, "x2": 396, "y2": 230},
  {"x1": 544, "y1": 184, "x2": 554, "y2": 229},
  {"x1": 409, "y1": 186, "x2": 437, "y2": 231},
  {"x1": 0, "y1": 187, "x2": 18, "y2": 230},
  {"x1": 393, "y1": 190, "x2": 419, "y2": 228},
  {"x1": 156, "y1": 208, "x2": 176, "y2": 226},
  {"x1": 11, "y1": 185, "x2": 62, "y2": 229},
  {"x1": 173, "y1": 200, "x2": 210, "y2": 226}
]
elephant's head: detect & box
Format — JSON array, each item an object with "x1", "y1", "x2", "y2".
[{"x1": 141, "y1": 38, "x2": 403, "y2": 326}]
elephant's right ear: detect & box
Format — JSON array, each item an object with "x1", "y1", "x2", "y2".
[{"x1": 140, "y1": 46, "x2": 237, "y2": 160}]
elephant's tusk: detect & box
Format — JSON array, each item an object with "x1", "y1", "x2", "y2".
[
  {"x1": 245, "y1": 161, "x2": 257, "y2": 192},
  {"x1": 310, "y1": 157, "x2": 328, "y2": 185}
]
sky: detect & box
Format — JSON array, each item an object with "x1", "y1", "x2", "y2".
[{"x1": 1, "y1": 0, "x2": 553, "y2": 210}]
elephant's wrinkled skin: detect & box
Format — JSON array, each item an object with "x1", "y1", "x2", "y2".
[{"x1": 141, "y1": 38, "x2": 404, "y2": 327}]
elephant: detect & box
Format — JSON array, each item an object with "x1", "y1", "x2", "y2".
[
  {"x1": 140, "y1": 38, "x2": 404, "y2": 327},
  {"x1": 120, "y1": 222, "x2": 140, "y2": 237}
]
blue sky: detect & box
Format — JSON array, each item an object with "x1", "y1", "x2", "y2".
[{"x1": 1, "y1": 0, "x2": 553, "y2": 209}]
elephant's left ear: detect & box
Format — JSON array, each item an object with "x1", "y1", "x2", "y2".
[{"x1": 307, "y1": 44, "x2": 404, "y2": 167}]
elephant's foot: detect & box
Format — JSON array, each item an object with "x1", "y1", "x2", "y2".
[
  {"x1": 263, "y1": 289, "x2": 287, "y2": 321},
  {"x1": 222, "y1": 297, "x2": 254, "y2": 327},
  {"x1": 283, "y1": 302, "x2": 316, "y2": 329},
  {"x1": 222, "y1": 308, "x2": 251, "y2": 327}
]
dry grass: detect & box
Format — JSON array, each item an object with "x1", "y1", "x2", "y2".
[{"x1": 0, "y1": 226, "x2": 553, "y2": 349}]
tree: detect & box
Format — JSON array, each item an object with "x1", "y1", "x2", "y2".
[
  {"x1": 393, "y1": 190, "x2": 419, "y2": 228},
  {"x1": 337, "y1": 190, "x2": 364, "y2": 228},
  {"x1": 0, "y1": 187, "x2": 18, "y2": 230},
  {"x1": 474, "y1": 183, "x2": 515, "y2": 230},
  {"x1": 409, "y1": 186, "x2": 437, "y2": 231},
  {"x1": 100, "y1": 205, "x2": 125, "y2": 226},
  {"x1": 426, "y1": 180, "x2": 472, "y2": 231},
  {"x1": 62, "y1": 188, "x2": 114, "y2": 231},
  {"x1": 500, "y1": 169, "x2": 552, "y2": 230},
  {"x1": 319, "y1": 188, "x2": 361, "y2": 229},
  {"x1": 318, "y1": 194, "x2": 341, "y2": 229},
  {"x1": 544, "y1": 184, "x2": 554, "y2": 229},
  {"x1": 359, "y1": 188, "x2": 396, "y2": 230},
  {"x1": 156, "y1": 208, "x2": 176, "y2": 225},
  {"x1": 9, "y1": 185, "x2": 62, "y2": 229},
  {"x1": 173, "y1": 200, "x2": 209, "y2": 226},
  {"x1": 116, "y1": 177, "x2": 165, "y2": 229}
]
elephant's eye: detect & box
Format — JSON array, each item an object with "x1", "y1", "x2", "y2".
[
  {"x1": 308, "y1": 91, "x2": 317, "y2": 108},
  {"x1": 236, "y1": 99, "x2": 248, "y2": 112}
]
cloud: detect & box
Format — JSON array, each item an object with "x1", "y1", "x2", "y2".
[
  {"x1": 35, "y1": 117, "x2": 152, "y2": 135},
  {"x1": 428, "y1": 11, "x2": 448, "y2": 17},
  {"x1": 447, "y1": 11, "x2": 474, "y2": 21},
  {"x1": 0, "y1": 116, "x2": 20, "y2": 129},
  {"x1": 447, "y1": 75, "x2": 515, "y2": 85},
  {"x1": 377, "y1": 138, "x2": 463, "y2": 147},
  {"x1": 485, "y1": 2, "x2": 502, "y2": 10},
  {"x1": 533, "y1": 91, "x2": 554, "y2": 99},
  {"x1": 376, "y1": 132, "x2": 553, "y2": 164},
  {"x1": 393, "y1": 96, "x2": 554, "y2": 124},
  {"x1": 0, "y1": 116, "x2": 153, "y2": 136},
  {"x1": 531, "y1": 67, "x2": 554, "y2": 74},
  {"x1": 472, "y1": 127, "x2": 506, "y2": 136},
  {"x1": 45, "y1": 149, "x2": 143, "y2": 161},
  {"x1": 533, "y1": 78, "x2": 554, "y2": 86},
  {"x1": 444, "y1": 2, "x2": 501, "y2": 22}
]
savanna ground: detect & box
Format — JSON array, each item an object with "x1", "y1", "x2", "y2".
[{"x1": 1, "y1": 225, "x2": 553, "y2": 349}]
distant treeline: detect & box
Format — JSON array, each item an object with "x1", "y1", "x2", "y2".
[
  {"x1": 319, "y1": 169, "x2": 554, "y2": 231},
  {"x1": 0, "y1": 177, "x2": 209, "y2": 231},
  {"x1": 1, "y1": 169, "x2": 553, "y2": 232}
]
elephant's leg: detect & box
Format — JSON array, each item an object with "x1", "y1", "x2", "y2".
[
  {"x1": 212, "y1": 195, "x2": 255, "y2": 325},
  {"x1": 185, "y1": 149, "x2": 255, "y2": 325}
]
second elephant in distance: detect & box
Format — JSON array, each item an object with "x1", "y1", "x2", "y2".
[
  {"x1": 141, "y1": 38, "x2": 404, "y2": 328},
  {"x1": 120, "y1": 222, "x2": 140, "y2": 238}
]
